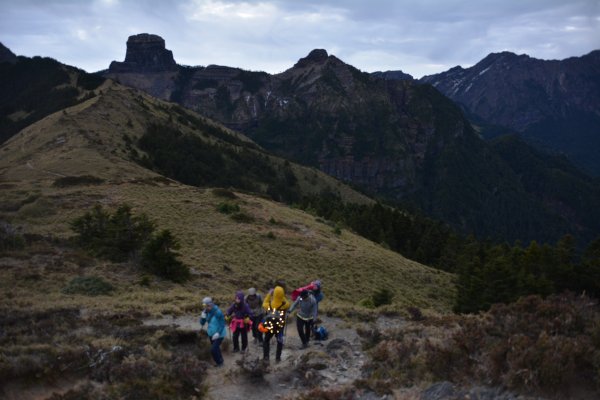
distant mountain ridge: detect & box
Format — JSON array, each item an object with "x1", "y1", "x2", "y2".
[
  {"x1": 100, "y1": 35, "x2": 600, "y2": 245},
  {"x1": 421, "y1": 50, "x2": 600, "y2": 175},
  {"x1": 370, "y1": 70, "x2": 413, "y2": 81}
]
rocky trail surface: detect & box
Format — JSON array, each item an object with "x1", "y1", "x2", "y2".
[{"x1": 144, "y1": 314, "x2": 372, "y2": 399}]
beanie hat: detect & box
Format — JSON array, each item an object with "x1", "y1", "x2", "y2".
[
  {"x1": 248, "y1": 287, "x2": 257, "y2": 296},
  {"x1": 300, "y1": 290, "x2": 309, "y2": 299},
  {"x1": 202, "y1": 297, "x2": 213, "y2": 306}
]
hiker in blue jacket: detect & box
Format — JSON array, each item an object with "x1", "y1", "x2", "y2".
[{"x1": 199, "y1": 296, "x2": 227, "y2": 367}]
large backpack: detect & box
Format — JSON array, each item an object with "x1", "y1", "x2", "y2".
[{"x1": 260, "y1": 308, "x2": 285, "y2": 334}]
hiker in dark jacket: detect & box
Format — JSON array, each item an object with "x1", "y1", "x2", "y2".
[
  {"x1": 289, "y1": 289, "x2": 318, "y2": 349},
  {"x1": 225, "y1": 290, "x2": 252, "y2": 353},
  {"x1": 245, "y1": 287, "x2": 264, "y2": 344}
]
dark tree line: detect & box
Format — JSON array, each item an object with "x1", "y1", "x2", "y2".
[
  {"x1": 136, "y1": 123, "x2": 301, "y2": 203},
  {"x1": 297, "y1": 194, "x2": 600, "y2": 313}
]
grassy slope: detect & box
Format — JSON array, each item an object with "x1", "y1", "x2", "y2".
[{"x1": 0, "y1": 81, "x2": 455, "y2": 317}]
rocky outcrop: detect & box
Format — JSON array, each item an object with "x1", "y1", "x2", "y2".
[
  {"x1": 109, "y1": 33, "x2": 177, "y2": 73},
  {"x1": 0, "y1": 42, "x2": 17, "y2": 64}
]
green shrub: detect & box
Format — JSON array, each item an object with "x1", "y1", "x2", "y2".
[
  {"x1": 70, "y1": 204, "x2": 155, "y2": 262},
  {"x1": 217, "y1": 202, "x2": 240, "y2": 214},
  {"x1": 62, "y1": 276, "x2": 114, "y2": 296},
  {"x1": 359, "y1": 297, "x2": 375, "y2": 309},
  {"x1": 372, "y1": 288, "x2": 394, "y2": 307},
  {"x1": 141, "y1": 230, "x2": 190, "y2": 283},
  {"x1": 139, "y1": 275, "x2": 152, "y2": 287}
]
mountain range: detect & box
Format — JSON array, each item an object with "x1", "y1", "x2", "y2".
[
  {"x1": 420, "y1": 50, "x2": 600, "y2": 176},
  {"x1": 99, "y1": 34, "x2": 600, "y2": 245}
]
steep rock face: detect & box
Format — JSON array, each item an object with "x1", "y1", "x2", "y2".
[
  {"x1": 105, "y1": 34, "x2": 178, "y2": 99},
  {"x1": 0, "y1": 42, "x2": 17, "y2": 64},
  {"x1": 421, "y1": 50, "x2": 600, "y2": 175},
  {"x1": 109, "y1": 34, "x2": 177, "y2": 73}
]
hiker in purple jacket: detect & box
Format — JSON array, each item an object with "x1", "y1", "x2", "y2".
[{"x1": 225, "y1": 290, "x2": 253, "y2": 353}]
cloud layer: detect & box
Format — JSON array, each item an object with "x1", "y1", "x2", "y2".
[{"x1": 1, "y1": 0, "x2": 599, "y2": 77}]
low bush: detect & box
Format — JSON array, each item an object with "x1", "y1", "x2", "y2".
[
  {"x1": 372, "y1": 288, "x2": 394, "y2": 307},
  {"x1": 361, "y1": 293, "x2": 600, "y2": 397},
  {"x1": 141, "y1": 230, "x2": 190, "y2": 283},
  {"x1": 216, "y1": 202, "x2": 240, "y2": 214},
  {"x1": 53, "y1": 175, "x2": 105, "y2": 187},
  {"x1": 62, "y1": 276, "x2": 114, "y2": 296}
]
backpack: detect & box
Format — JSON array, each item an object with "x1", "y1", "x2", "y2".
[
  {"x1": 313, "y1": 325, "x2": 328, "y2": 341},
  {"x1": 260, "y1": 308, "x2": 285, "y2": 334}
]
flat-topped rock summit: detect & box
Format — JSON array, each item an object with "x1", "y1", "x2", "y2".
[{"x1": 109, "y1": 33, "x2": 177, "y2": 73}]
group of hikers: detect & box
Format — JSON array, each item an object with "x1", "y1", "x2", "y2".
[{"x1": 199, "y1": 280, "x2": 323, "y2": 367}]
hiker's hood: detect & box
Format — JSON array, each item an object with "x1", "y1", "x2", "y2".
[
  {"x1": 235, "y1": 291, "x2": 244, "y2": 302},
  {"x1": 271, "y1": 286, "x2": 285, "y2": 309}
]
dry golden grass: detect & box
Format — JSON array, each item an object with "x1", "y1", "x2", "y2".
[{"x1": 0, "y1": 81, "x2": 456, "y2": 320}]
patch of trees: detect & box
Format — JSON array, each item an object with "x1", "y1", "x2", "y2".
[
  {"x1": 136, "y1": 123, "x2": 301, "y2": 203},
  {"x1": 0, "y1": 56, "x2": 103, "y2": 144},
  {"x1": 70, "y1": 204, "x2": 190, "y2": 283},
  {"x1": 298, "y1": 194, "x2": 600, "y2": 313}
]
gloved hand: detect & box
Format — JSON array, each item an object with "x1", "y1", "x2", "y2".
[
  {"x1": 200, "y1": 311, "x2": 207, "y2": 320},
  {"x1": 225, "y1": 315, "x2": 232, "y2": 323},
  {"x1": 244, "y1": 317, "x2": 250, "y2": 324},
  {"x1": 211, "y1": 333, "x2": 220, "y2": 340}
]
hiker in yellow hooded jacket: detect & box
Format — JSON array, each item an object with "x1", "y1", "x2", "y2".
[{"x1": 261, "y1": 285, "x2": 290, "y2": 362}]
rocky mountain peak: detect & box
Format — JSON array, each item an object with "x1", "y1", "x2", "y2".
[
  {"x1": 294, "y1": 49, "x2": 329, "y2": 68},
  {"x1": 0, "y1": 42, "x2": 17, "y2": 64},
  {"x1": 109, "y1": 33, "x2": 177, "y2": 73}
]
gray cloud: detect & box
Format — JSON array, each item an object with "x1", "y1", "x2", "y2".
[{"x1": 1, "y1": 0, "x2": 598, "y2": 77}]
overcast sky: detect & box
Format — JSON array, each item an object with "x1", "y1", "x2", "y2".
[{"x1": 1, "y1": 0, "x2": 599, "y2": 78}]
